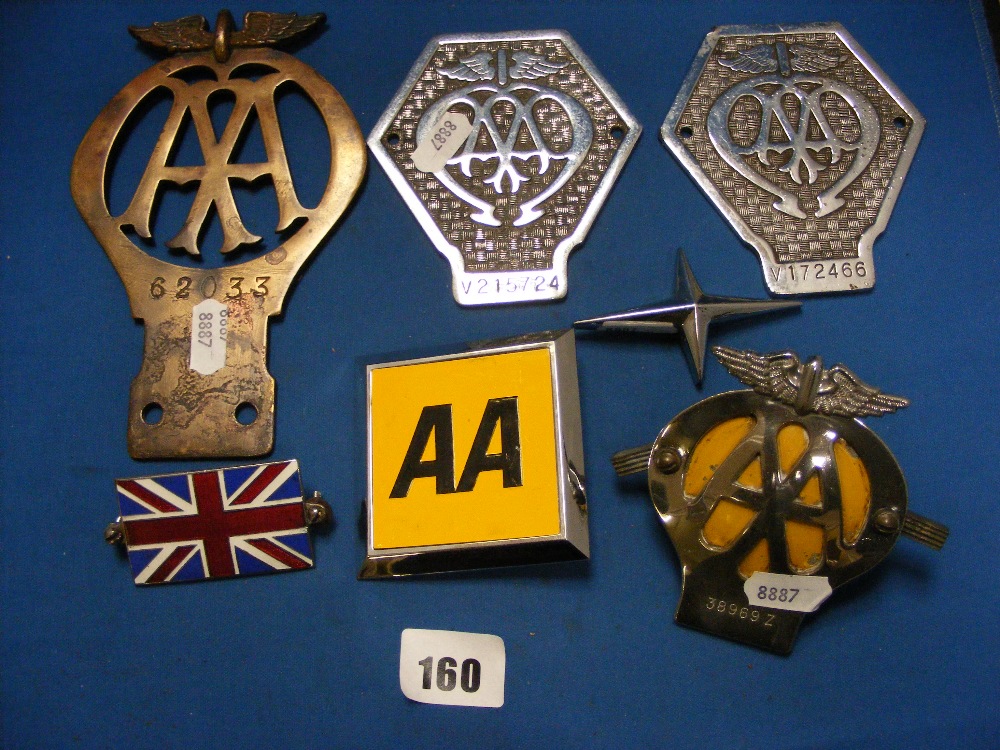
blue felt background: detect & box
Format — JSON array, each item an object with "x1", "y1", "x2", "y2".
[{"x1": 1, "y1": 1, "x2": 998, "y2": 748}]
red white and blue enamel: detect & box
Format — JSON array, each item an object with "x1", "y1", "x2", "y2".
[{"x1": 114, "y1": 460, "x2": 313, "y2": 585}]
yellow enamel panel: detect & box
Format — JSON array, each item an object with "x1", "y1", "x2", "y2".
[
  {"x1": 737, "y1": 458, "x2": 762, "y2": 491},
  {"x1": 370, "y1": 347, "x2": 560, "y2": 549},
  {"x1": 703, "y1": 499, "x2": 757, "y2": 549},
  {"x1": 777, "y1": 423, "x2": 809, "y2": 476},
  {"x1": 835, "y1": 439, "x2": 871, "y2": 544},
  {"x1": 798, "y1": 475, "x2": 822, "y2": 506},
  {"x1": 785, "y1": 519, "x2": 824, "y2": 572},
  {"x1": 738, "y1": 539, "x2": 770, "y2": 579},
  {"x1": 684, "y1": 417, "x2": 756, "y2": 497}
]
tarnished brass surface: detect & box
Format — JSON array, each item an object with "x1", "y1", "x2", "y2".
[{"x1": 71, "y1": 14, "x2": 365, "y2": 458}]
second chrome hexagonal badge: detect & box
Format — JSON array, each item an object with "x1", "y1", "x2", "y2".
[
  {"x1": 662, "y1": 23, "x2": 924, "y2": 295},
  {"x1": 370, "y1": 31, "x2": 640, "y2": 305}
]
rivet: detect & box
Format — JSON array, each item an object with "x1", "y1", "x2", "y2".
[{"x1": 655, "y1": 448, "x2": 681, "y2": 474}]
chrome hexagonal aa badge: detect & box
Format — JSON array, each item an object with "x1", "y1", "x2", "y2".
[
  {"x1": 662, "y1": 23, "x2": 924, "y2": 295},
  {"x1": 370, "y1": 31, "x2": 640, "y2": 305}
]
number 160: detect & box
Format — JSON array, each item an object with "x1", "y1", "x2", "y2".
[{"x1": 417, "y1": 656, "x2": 481, "y2": 693}]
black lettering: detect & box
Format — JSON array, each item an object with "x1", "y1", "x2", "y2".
[
  {"x1": 455, "y1": 397, "x2": 522, "y2": 492},
  {"x1": 389, "y1": 405, "x2": 455, "y2": 497}
]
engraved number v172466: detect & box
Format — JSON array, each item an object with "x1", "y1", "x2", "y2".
[{"x1": 774, "y1": 261, "x2": 868, "y2": 283}]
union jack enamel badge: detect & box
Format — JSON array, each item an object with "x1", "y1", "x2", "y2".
[{"x1": 105, "y1": 460, "x2": 331, "y2": 585}]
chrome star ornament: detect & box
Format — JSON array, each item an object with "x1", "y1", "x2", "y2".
[{"x1": 574, "y1": 250, "x2": 800, "y2": 382}]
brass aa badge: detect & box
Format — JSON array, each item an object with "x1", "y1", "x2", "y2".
[
  {"x1": 613, "y1": 346, "x2": 947, "y2": 654},
  {"x1": 71, "y1": 11, "x2": 365, "y2": 458},
  {"x1": 361, "y1": 331, "x2": 587, "y2": 577},
  {"x1": 662, "y1": 23, "x2": 924, "y2": 295},
  {"x1": 369, "y1": 31, "x2": 640, "y2": 306}
]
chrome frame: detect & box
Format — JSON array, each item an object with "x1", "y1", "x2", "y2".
[
  {"x1": 647, "y1": 390, "x2": 907, "y2": 653},
  {"x1": 360, "y1": 329, "x2": 588, "y2": 578},
  {"x1": 661, "y1": 23, "x2": 925, "y2": 295},
  {"x1": 369, "y1": 30, "x2": 641, "y2": 306}
]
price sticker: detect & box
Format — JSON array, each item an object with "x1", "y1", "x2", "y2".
[
  {"x1": 189, "y1": 298, "x2": 228, "y2": 375},
  {"x1": 410, "y1": 112, "x2": 473, "y2": 173},
  {"x1": 399, "y1": 628, "x2": 505, "y2": 708},
  {"x1": 744, "y1": 572, "x2": 832, "y2": 613}
]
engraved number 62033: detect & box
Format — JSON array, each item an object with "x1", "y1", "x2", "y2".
[
  {"x1": 226, "y1": 276, "x2": 270, "y2": 298},
  {"x1": 150, "y1": 275, "x2": 269, "y2": 300}
]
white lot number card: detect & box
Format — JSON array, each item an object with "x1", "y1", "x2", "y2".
[
  {"x1": 410, "y1": 113, "x2": 473, "y2": 174},
  {"x1": 399, "y1": 628, "x2": 505, "y2": 708},
  {"x1": 744, "y1": 572, "x2": 832, "y2": 613}
]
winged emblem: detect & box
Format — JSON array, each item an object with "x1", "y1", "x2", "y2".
[
  {"x1": 439, "y1": 50, "x2": 568, "y2": 84},
  {"x1": 440, "y1": 52, "x2": 495, "y2": 82},
  {"x1": 718, "y1": 44, "x2": 778, "y2": 74},
  {"x1": 129, "y1": 10, "x2": 325, "y2": 61},
  {"x1": 127, "y1": 15, "x2": 211, "y2": 54},
  {"x1": 509, "y1": 51, "x2": 569, "y2": 80},
  {"x1": 788, "y1": 44, "x2": 848, "y2": 73},
  {"x1": 719, "y1": 42, "x2": 845, "y2": 76},
  {"x1": 713, "y1": 346, "x2": 909, "y2": 417}
]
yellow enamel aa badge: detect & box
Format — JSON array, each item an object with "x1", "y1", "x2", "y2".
[
  {"x1": 362, "y1": 331, "x2": 587, "y2": 577},
  {"x1": 614, "y1": 346, "x2": 948, "y2": 653}
]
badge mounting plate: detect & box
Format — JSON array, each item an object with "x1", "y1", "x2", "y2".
[
  {"x1": 369, "y1": 30, "x2": 640, "y2": 306},
  {"x1": 661, "y1": 23, "x2": 924, "y2": 295}
]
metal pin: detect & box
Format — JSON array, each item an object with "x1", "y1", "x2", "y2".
[
  {"x1": 304, "y1": 491, "x2": 332, "y2": 526},
  {"x1": 611, "y1": 444, "x2": 654, "y2": 476},
  {"x1": 901, "y1": 511, "x2": 949, "y2": 551},
  {"x1": 104, "y1": 519, "x2": 124, "y2": 546}
]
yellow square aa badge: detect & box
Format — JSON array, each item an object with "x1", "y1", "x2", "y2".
[{"x1": 360, "y1": 330, "x2": 588, "y2": 577}]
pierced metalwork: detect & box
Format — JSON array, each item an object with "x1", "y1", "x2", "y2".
[
  {"x1": 369, "y1": 30, "x2": 640, "y2": 305},
  {"x1": 71, "y1": 11, "x2": 366, "y2": 457},
  {"x1": 662, "y1": 23, "x2": 924, "y2": 294}
]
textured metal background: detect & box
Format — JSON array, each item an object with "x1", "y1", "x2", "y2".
[
  {"x1": 675, "y1": 30, "x2": 910, "y2": 263},
  {"x1": 378, "y1": 36, "x2": 631, "y2": 271}
]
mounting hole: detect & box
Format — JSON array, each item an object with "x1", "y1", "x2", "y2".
[
  {"x1": 893, "y1": 116, "x2": 908, "y2": 130},
  {"x1": 679, "y1": 125, "x2": 694, "y2": 139},
  {"x1": 235, "y1": 402, "x2": 258, "y2": 425},
  {"x1": 386, "y1": 132, "x2": 401, "y2": 147},
  {"x1": 141, "y1": 403, "x2": 163, "y2": 425},
  {"x1": 610, "y1": 125, "x2": 625, "y2": 141}
]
